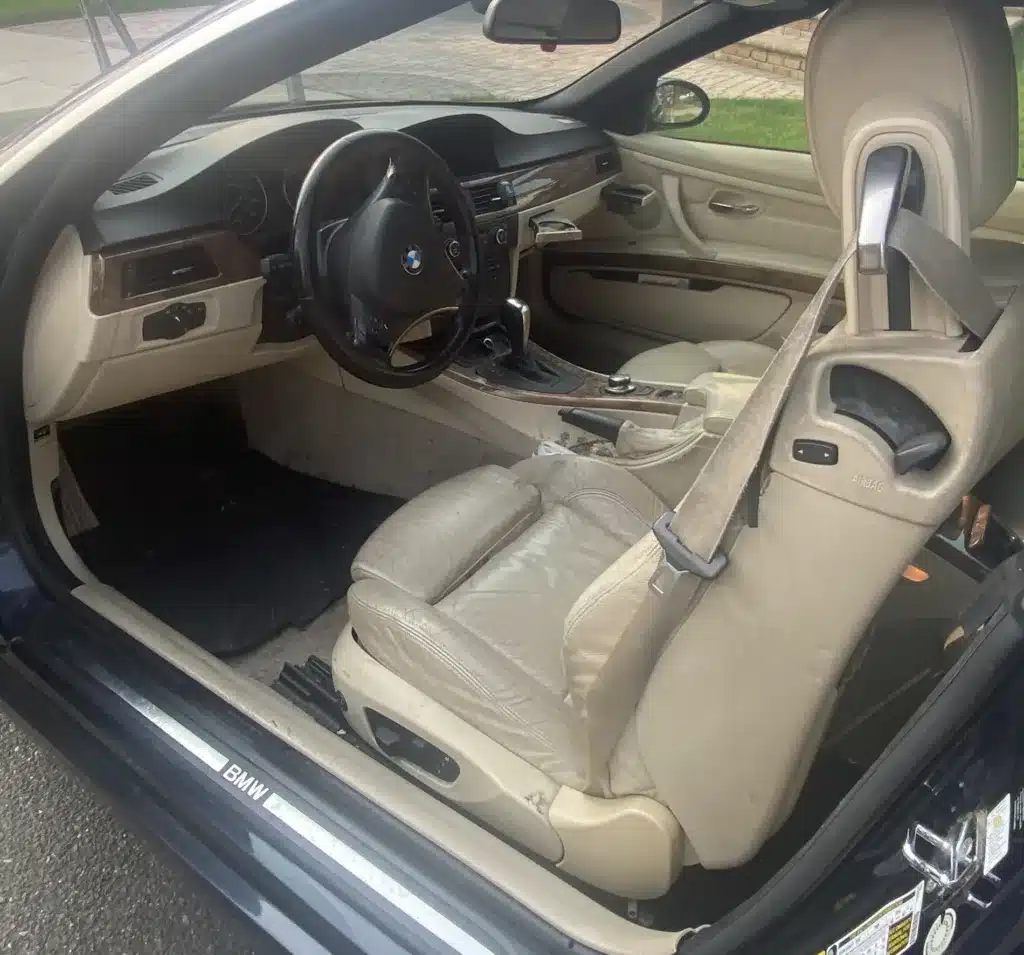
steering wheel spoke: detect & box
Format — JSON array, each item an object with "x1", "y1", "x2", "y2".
[
  {"x1": 292, "y1": 129, "x2": 480, "y2": 389},
  {"x1": 375, "y1": 153, "x2": 432, "y2": 212}
]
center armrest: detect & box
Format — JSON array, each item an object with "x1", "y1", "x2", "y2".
[
  {"x1": 352, "y1": 465, "x2": 542, "y2": 604},
  {"x1": 683, "y1": 372, "x2": 760, "y2": 436}
]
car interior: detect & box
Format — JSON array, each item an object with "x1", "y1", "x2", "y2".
[{"x1": 16, "y1": 0, "x2": 1024, "y2": 948}]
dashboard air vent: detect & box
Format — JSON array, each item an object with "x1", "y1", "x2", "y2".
[
  {"x1": 430, "y1": 179, "x2": 513, "y2": 224},
  {"x1": 467, "y1": 180, "x2": 511, "y2": 216},
  {"x1": 595, "y1": 151, "x2": 620, "y2": 176},
  {"x1": 109, "y1": 172, "x2": 161, "y2": 195}
]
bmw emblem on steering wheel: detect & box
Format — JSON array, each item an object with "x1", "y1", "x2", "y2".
[{"x1": 402, "y1": 245, "x2": 424, "y2": 275}]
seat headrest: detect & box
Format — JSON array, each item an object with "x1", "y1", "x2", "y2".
[{"x1": 806, "y1": 0, "x2": 1018, "y2": 228}]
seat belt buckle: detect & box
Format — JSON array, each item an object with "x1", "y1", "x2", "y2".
[{"x1": 649, "y1": 512, "x2": 728, "y2": 596}]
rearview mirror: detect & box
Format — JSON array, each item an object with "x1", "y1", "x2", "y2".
[
  {"x1": 483, "y1": 0, "x2": 622, "y2": 45},
  {"x1": 648, "y1": 78, "x2": 711, "y2": 130}
]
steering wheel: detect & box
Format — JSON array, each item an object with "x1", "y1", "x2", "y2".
[{"x1": 292, "y1": 129, "x2": 480, "y2": 388}]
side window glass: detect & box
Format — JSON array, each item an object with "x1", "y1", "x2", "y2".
[
  {"x1": 659, "y1": 8, "x2": 1024, "y2": 173},
  {"x1": 654, "y1": 19, "x2": 813, "y2": 152}
]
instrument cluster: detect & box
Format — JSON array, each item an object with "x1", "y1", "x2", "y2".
[{"x1": 217, "y1": 146, "x2": 390, "y2": 247}]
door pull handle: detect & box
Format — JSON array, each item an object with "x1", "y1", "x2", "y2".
[{"x1": 708, "y1": 198, "x2": 760, "y2": 217}]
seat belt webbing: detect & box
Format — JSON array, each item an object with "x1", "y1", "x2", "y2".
[
  {"x1": 651, "y1": 209, "x2": 1001, "y2": 597},
  {"x1": 889, "y1": 209, "x2": 1002, "y2": 340}
]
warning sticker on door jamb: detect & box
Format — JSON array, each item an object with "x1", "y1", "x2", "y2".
[{"x1": 824, "y1": 882, "x2": 925, "y2": 955}]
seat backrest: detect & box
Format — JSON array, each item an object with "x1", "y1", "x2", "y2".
[{"x1": 562, "y1": 0, "x2": 1024, "y2": 867}]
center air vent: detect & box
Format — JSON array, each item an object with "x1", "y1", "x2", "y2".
[
  {"x1": 467, "y1": 180, "x2": 510, "y2": 216},
  {"x1": 109, "y1": 172, "x2": 161, "y2": 195},
  {"x1": 430, "y1": 179, "x2": 514, "y2": 224}
]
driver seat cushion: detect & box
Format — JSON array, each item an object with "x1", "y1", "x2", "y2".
[
  {"x1": 347, "y1": 456, "x2": 668, "y2": 790},
  {"x1": 617, "y1": 339, "x2": 776, "y2": 388}
]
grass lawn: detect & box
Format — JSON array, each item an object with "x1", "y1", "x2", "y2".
[
  {"x1": 663, "y1": 83, "x2": 1024, "y2": 179},
  {"x1": 670, "y1": 97, "x2": 809, "y2": 153},
  {"x1": 0, "y1": 0, "x2": 208, "y2": 26}
]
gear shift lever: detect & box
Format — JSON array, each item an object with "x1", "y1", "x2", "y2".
[{"x1": 498, "y1": 298, "x2": 531, "y2": 365}]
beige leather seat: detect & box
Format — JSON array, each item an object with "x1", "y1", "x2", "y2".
[
  {"x1": 334, "y1": 0, "x2": 1024, "y2": 900},
  {"x1": 615, "y1": 338, "x2": 776, "y2": 388}
]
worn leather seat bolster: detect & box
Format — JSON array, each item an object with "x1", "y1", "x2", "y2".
[{"x1": 352, "y1": 465, "x2": 542, "y2": 604}]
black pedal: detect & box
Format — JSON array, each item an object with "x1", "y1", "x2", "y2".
[{"x1": 271, "y1": 656, "x2": 349, "y2": 736}]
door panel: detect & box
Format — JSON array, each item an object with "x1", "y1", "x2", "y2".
[
  {"x1": 603, "y1": 135, "x2": 842, "y2": 277},
  {"x1": 547, "y1": 266, "x2": 791, "y2": 343},
  {"x1": 536, "y1": 137, "x2": 843, "y2": 361},
  {"x1": 534, "y1": 133, "x2": 1024, "y2": 372}
]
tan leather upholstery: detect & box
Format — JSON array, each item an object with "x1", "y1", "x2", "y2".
[
  {"x1": 335, "y1": 0, "x2": 1023, "y2": 898},
  {"x1": 348, "y1": 456, "x2": 666, "y2": 790},
  {"x1": 807, "y1": 0, "x2": 1016, "y2": 228},
  {"x1": 616, "y1": 339, "x2": 775, "y2": 388},
  {"x1": 351, "y1": 465, "x2": 541, "y2": 603}
]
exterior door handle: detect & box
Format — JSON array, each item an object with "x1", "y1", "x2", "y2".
[{"x1": 708, "y1": 197, "x2": 760, "y2": 217}]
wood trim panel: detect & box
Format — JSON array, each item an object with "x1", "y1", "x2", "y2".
[
  {"x1": 90, "y1": 230, "x2": 261, "y2": 316},
  {"x1": 543, "y1": 250, "x2": 844, "y2": 302},
  {"x1": 470, "y1": 148, "x2": 616, "y2": 223},
  {"x1": 445, "y1": 342, "x2": 683, "y2": 415}
]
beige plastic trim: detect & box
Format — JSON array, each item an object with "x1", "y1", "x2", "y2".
[
  {"x1": 550, "y1": 788, "x2": 684, "y2": 900},
  {"x1": 660, "y1": 173, "x2": 711, "y2": 258},
  {"x1": 334, "y1": 625, "x2": 685, "y2": 900},
  {"x1": 29, "y1": 428, "x2": 98, "y2": 583},
  {"x1": 332, "y1": 624, "x2": 565, "y2": 861},
  {"x1": 22, "y1": 227, "x2": 313, "y2": 423},
  {"x1": 284, "y1": 349, "x2": 677, "y2": 459},
  {"x1": 70, "y1": 583, "x2": 681, "y2": 954}
]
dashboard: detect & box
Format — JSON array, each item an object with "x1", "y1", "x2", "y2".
[
  {"x1": 83, "y1": 107, "x2": 618, "y2": 253},
  {"x1": 26, "y1": 105, "x2": 622, "y2": 424}
]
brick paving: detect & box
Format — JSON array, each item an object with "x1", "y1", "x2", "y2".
[{"x1": 0, "y1": 0, "x2": 802, "y2": 119}]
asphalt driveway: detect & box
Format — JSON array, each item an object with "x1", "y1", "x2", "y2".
[{"x1": 0, "y1": 715, "x2": 277, "y2": 954}]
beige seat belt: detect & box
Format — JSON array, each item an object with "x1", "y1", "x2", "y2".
[
  {"x1": 649, "y1": 208, "x2": 1002, "y2": 598},
  {"x1": 577, "y1": 210, "x2": 1004, "y2": 764}
]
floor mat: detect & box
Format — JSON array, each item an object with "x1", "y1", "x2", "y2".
[{"x1": 63, "y1": 390, "x2": 402, "y2": 656}]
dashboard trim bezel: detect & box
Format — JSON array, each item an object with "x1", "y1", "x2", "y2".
[{"x1": 90, "y1": 230, "x2": 262, "y2": 316}]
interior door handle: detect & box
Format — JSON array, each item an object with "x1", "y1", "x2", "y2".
[{"x1": 708, "y1": 197, "x2": 760, "y2": 217}]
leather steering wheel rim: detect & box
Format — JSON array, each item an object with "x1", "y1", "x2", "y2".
[{"x1": 292, "y1": 129, "x2": 480, "y2": 389}]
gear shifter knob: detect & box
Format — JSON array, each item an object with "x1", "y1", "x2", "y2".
[{"x1": 498, "y1": 298, "x2": 531, "y2": 364}]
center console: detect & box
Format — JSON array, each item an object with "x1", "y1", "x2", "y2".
[{"x1": 475, "y1": 214, "x2": 519, "y2": 317}]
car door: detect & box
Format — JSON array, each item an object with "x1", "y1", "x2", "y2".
[{"x1": 537, "y1": 11, "x2": 1024, "y2": 373}]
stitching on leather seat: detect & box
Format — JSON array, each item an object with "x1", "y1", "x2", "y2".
[{"x1": 561, "y1": 488, "x2": 653, "y2": 533}]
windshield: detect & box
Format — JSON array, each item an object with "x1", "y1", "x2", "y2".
[
  {"x1": 232, "y1": 2, "x2": 701, "y2": 108},
  {"x1": 0, "y1": 1, "x2": 700, "y2": 144}
]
